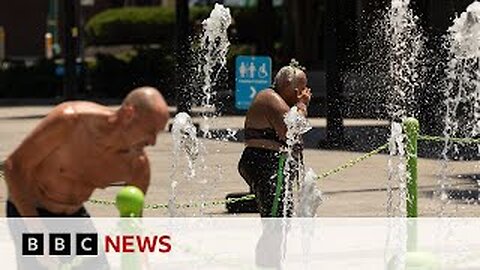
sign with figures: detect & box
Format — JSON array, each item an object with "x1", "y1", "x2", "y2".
[{"x1": 235, "y1": 55, "x2": 272, "y2": 110}]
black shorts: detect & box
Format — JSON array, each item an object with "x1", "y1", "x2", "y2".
[
  {"x1": 6, "y1": 201, "x2": 109, "y2": 269},
  {"x1": 6, "y1": 200, "x2": 90, "y2": 217},
  {"x1": 238, "y1": 147, "x2": 295, "y2": 217}
]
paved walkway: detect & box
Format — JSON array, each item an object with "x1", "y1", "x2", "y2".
[{"x1": 0, "y1": 105, "x2": 478, "y2": 217}]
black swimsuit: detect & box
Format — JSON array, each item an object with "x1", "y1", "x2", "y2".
[
  {"x1": 238, "y1": 147, "x2": 293, "y2": 217},
  {"x1": 239, "y1": 127, "x2": 295, "y2": 217},
  {"x1": 244, "y1": 127, "x2": 286, "y2": 146}
]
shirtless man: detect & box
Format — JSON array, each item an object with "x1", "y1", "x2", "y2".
[
  {"x1": 4, "y1": 86, "x2": 169, "y2": 217},
  {"x1": 238, "y1": 65, "x2": 311, "y2": 217}
]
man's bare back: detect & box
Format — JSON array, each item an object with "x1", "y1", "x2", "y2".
[
  {"x1": 244, "y1": 89, "x2": 290, "y2": 151},
  {"x1": 4, "y1": 87, "x2": 169, "y2": 216}
]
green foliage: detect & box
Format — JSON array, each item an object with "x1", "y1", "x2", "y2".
[
  {"x1": 85, "y1": 6, "x2": 211, "y2": 45},
  {"x1": 1, "y1": 6, "x2": 285, "y2": 101},
  {"x1": 85, "y1": 6, "x2": 283, "y2": 45},
  {"x1": 0, "y1": 47, "x2": 175, "y2": 100},
  {"x1": 89, "y1": 47, "x2": 176, "y2": 99}
]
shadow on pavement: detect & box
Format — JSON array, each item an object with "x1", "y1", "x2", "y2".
[
  {"x1": 199, "y1": 124, "x2": 480, "y2": 160},
  {"x1": 0, "y1": 114, "x2": 45, "y2": 120}
]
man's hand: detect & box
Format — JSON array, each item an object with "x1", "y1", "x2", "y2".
[
  {"x1": 295, "y1": 87, "x2": 311, "y2": 116},
  {"x1": 297, "y1": 87, "x2": 312, "y2": 106}
]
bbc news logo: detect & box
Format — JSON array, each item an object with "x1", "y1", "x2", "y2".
[
  {"x1": 22, "y1": 233, "x2": 171, "y2": 256},
  {"x1": 22, "y1": 233, "x2": 98, "y2": 256}
]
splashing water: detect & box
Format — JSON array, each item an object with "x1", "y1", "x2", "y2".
[
  {"x1": 171, "y1": 112, "x2": 199, "y2": 175},
  {"x1": 387, "y1": 0, "x2": 424, "y2": 120},
  {"x1": 384, "y1": 3, "x2": 424, "y2": 267},
  {"x1": 197, "y1": 4, "x2": 231, "y2": 214},
  {"x1": 198, "y1": 3, "x2": 232, "y2": 138},
  {"x1": 277, "y1": 106, "x2": 320, "y2": 270},
  {"x1": 387, "y1": 122, "x2": 408, "y2": 217},
  {"x1": 441, "y1": 1, "x2": 480, "y2": 215},
  {"x1": 169, "y1": 112, "x2": 201, "y2": 216},
  {"x1": 284, "y1": 106, "x2": 312, "y2": 138},
  {"x1": 296, "y1": 169, "x2": 322, "y2": 270},
  {"x1": 282, "y1": 106, "x2": 317, "y2": 218},
  {"x1": 385, "y1": 0, "x2": 424, "y2": 218},
  {"x1": 385, "y1": 218, "x2": 408, "y2": 270},
  {"x1": 477, "y1": 174, "x2": 480, "y2": 202},
  {"x1": 296, "y1": 168, "x2": 323, "y2": 217},
  {"x1": 385, "y1": 122, "x2": 409, "y2": 269},
  {"x1": 178, "y1": 4, "x2": 231, "y2": 215},
  {"x1": 448, "y1": 2, "x2": 480, "y2": 59}
]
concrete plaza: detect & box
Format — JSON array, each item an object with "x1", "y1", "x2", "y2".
[{"x1": 0, "y1": 105, "x2": 478, "y2": 217}]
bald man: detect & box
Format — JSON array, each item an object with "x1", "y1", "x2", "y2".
[
  {"x1": 4, "y1": 87, "x2": 169, "y2": 217},
  {"x1": 238, "y1": 66, "x2": 311, "y2": 217}
]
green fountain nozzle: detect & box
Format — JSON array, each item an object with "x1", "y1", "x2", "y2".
[
  {"x1": 116, "y1": 186, "x2": 145, "y2": 217},
  {"x1": 403, "y1": 117, "x2": 419, "y2": 218},
  {"x1": 406, "y1": 252, "x2": 440, "y2": 270},
  {"x1": 388, "y1": 251, "x2": 440, "y2": 270}
]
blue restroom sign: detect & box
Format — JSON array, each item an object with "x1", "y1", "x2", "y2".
[{"x1": 235, "y1": 55, "x2": 272, "y2": 110}]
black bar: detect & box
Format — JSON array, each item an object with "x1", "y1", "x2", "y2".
[
  {"x1": 175, "y1": 0, "x2": 191, "y2": 114},
  {"x1": 63, "y1": 0, "x2": 77, "y2": 100},
  {"x1": 325, "y1": 0, "x2": 344, "y2": 145},
  {"x1": 257, "y1": 0, "x2": 274, "y2": 55}
]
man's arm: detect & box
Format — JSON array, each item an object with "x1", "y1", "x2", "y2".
[
  {"x1": 264, "y1": 94, "x2": 291, "y2": 141},
  {"x1": 265, "y1": 87, "x2": 312, "y2": 141},
  {"x1": 128, "y1": 152, "x2": 151, "y2": 196},
  {"x1": 5, "y1": 107, "x2": 76, "y2": 216}
]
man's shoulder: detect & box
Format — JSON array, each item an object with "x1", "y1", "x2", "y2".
[
  {"x1": 256, "y1": 88, "x2": 275, "y2": 97},
  {"x1": 254, "y1": 89, "x2": 287, "y2": 108},
  {"x1": 51, "y1": 101, "x2": 109, "y2": 121},
  {"x1": 46, "y1": 102, "x2": 78, "y2": 123},
  {"x1": 255, "y1": 89, "x2": 280, "y2": 103}
]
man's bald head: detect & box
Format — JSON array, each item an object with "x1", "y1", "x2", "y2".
[
  {"x1": 273, "y1": 66, "x2": 306, "y2": 92},
  {"x1": 121, "y1": 87, "x2": 169, "y2": 132},
  {"x1": 272, "y1": 66, "x2": 309, "y2": 107},
  {"x1": 122, "y1": 87, "x2": 166, "y2": 113}
]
